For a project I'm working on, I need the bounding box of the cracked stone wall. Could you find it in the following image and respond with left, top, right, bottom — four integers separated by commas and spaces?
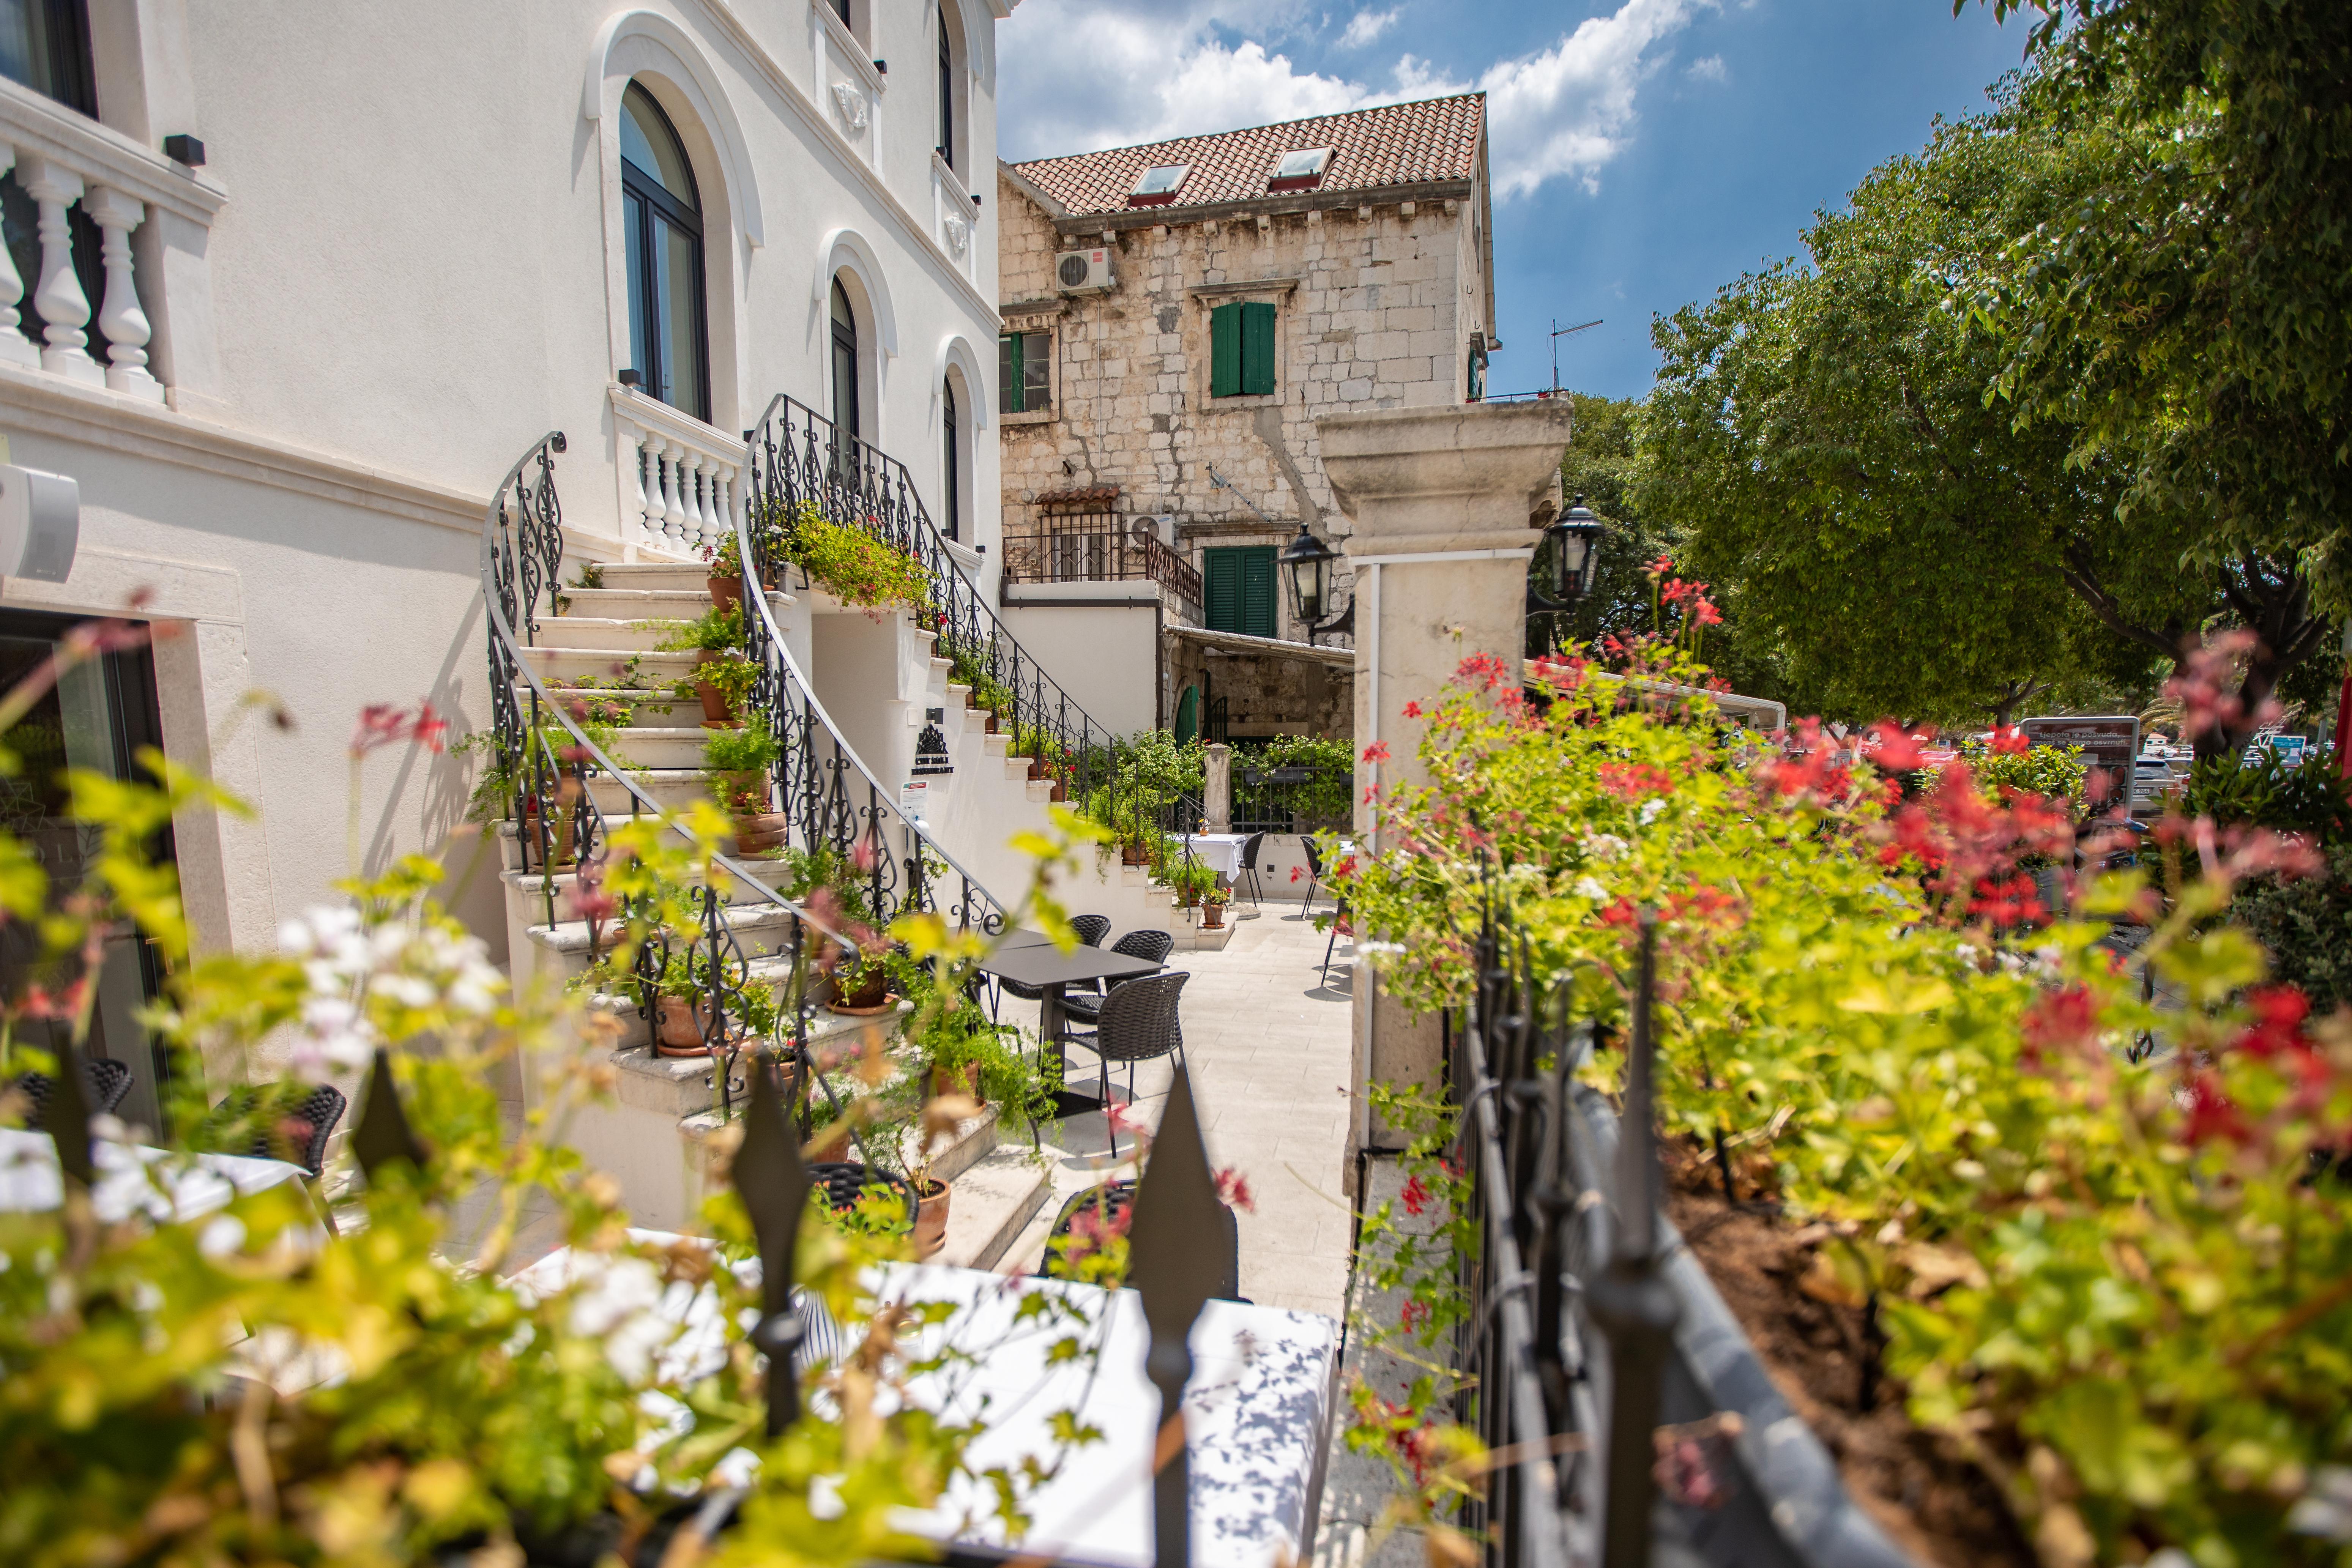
997, 176, 1489, 654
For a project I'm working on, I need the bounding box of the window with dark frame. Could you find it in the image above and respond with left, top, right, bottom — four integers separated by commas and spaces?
942, 377, 961, 541
0, 0, 96, 116
831, 278, 861, 457
936, 13, 955, 170
998, 328, 1051, 415
830, 0, 852, 28
1202, 545, 1278, 638
0, 607, 175, 1135
619, 83, 710, 422
1209, 300, 1277, 398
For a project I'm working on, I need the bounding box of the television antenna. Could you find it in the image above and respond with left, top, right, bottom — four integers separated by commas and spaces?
1550, 318, 1601, 396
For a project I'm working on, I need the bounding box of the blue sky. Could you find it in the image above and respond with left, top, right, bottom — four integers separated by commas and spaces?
997, 0, 2035, 400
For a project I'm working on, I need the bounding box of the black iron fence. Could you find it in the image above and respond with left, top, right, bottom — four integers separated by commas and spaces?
1443, 899, 1910, 1568
1230, 759, 1350, 835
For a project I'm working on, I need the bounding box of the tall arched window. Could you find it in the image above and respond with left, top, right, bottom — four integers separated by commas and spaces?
830, 278, 861, 448
936, 14, 955, 169
941, 378, 961, 541
620, 83, 709, 421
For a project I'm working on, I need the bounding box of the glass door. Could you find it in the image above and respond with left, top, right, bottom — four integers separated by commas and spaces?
0, 609, 175, 1135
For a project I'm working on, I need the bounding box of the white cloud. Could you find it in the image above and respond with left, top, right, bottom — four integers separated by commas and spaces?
1686, 53, 1728, 82
1338, 7, 1400, 48
998, 0, 1710, 200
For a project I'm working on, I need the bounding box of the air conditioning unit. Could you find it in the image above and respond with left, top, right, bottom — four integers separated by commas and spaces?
1054, 247, 1115, 294
1128, 514, 1176, 548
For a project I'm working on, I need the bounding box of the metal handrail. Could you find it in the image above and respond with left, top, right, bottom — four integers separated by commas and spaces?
744, 392, 1134, 832
482, 430, 865, 1103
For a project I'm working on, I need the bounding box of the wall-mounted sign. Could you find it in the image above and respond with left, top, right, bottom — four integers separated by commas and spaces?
2019, 715, 2140, 804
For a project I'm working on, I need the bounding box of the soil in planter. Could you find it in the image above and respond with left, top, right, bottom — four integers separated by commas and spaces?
1660, 1141, 2033, 1568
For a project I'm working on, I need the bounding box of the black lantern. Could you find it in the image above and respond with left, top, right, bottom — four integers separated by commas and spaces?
1543, 495, 1605, 605
1278, 522, 1338, 626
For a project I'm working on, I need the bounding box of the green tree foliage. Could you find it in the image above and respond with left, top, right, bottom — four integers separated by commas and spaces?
1637, 82, 2184, 728
1961, 0, 2349, 734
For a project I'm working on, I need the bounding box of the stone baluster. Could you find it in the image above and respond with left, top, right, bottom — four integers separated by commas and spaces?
637, 433, 666, 549
715, 466, 738, 545
19, 156, 101, 385
85, 186, 161, 402
0, 143, 39, 369
624, 424, 653, 542
659, 439, 689, 547
683, 451, 713, 552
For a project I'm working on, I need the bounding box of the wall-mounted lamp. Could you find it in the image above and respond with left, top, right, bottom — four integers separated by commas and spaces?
163, 134, 205, 167
0, 463, 80, 583
617, 368, 643, 389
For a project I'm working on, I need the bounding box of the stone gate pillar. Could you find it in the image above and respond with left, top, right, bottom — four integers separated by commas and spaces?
1203, 741, 1232, 834
1318, 402, 1574, 1164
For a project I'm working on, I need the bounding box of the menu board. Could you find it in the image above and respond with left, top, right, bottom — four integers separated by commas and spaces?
2019, 715, 2141, 804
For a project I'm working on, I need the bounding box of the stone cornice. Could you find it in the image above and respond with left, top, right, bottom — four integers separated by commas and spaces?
1047, 176, 1474, 239
1186, 276, 1302, 301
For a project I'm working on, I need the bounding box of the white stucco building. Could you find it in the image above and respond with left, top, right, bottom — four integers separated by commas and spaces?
0, 0, 1014, 1126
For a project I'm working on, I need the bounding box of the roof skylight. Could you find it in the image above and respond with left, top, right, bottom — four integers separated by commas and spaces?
1268, 147, 1332, 189
1127, 163, 1190, 205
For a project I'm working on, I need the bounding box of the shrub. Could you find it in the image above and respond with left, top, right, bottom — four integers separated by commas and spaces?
1960, 739, 2088, 805
2183, 750, 2352, 844
655, 602, 743, 653
783, 500, 929, 613
2233, 843, 2352, 1016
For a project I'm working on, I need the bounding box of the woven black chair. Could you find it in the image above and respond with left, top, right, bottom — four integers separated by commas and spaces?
988, 913, 1112, 1022
1060, 971, 1188, 1158
806, 1161, 917, 1234
1238, 830, 1268, 906
205, 1082, 347, 1178
9, 1056, 134, 1125
1036, 1176, 1243, 1302
1061, 928, 1176, 1027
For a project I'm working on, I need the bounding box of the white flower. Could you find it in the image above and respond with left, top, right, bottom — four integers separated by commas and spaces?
1638, 799, 1667, 826
199, 1215, 247, 1260
1573, 877, 1610, 901
1583, 833, 1629, 861
567, 1256, 669, 1384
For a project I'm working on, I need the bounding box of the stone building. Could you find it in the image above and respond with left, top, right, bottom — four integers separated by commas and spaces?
992, 95, 1496, 741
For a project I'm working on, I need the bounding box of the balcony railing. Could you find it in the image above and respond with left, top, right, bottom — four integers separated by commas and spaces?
0, 79, 225, 403
1002, 514, 1204, 618
610, 383, 746, 559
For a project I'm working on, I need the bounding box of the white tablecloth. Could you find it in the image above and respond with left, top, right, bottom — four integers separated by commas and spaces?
1174, 833, 1250, 882
0, 1127, 309, 1222
515, 1244, 1338, 1568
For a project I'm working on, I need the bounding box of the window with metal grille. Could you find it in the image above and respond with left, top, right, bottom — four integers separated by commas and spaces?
998, 329, 1051, 414
1209, 301, 1277, 398
1202, 546, 1277, 638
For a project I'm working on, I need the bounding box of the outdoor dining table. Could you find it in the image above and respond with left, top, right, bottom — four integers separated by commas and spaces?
0, 1126, 311, 1222
1171, 832, 1250, 884
977, 934, 1167, 1116
512, 1242, 1340, 1568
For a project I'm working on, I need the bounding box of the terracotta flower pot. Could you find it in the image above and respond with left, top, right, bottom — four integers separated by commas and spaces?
1203, 901, 1226, 930
985, 712, 999, 735
693, 650, 733, 725
932, 1061, 983, 1100
1049, 781, 1067, 803
1027, 756, 1049, 781
911, 1178, 950, 1259
829, 993, 900, 1018
707, 574, 744, 613
655, 996, 717, 1056
729, 811, 789, 855
964, 689, 979, 710
1121, 842, 1151, 867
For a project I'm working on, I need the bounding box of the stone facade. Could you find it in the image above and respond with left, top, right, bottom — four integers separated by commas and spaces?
995, 107, 1494, 683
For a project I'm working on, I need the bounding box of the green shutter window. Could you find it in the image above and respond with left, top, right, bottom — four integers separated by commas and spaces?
1209, 301, 1242, 398
998, 330, 1051, 414
1173, 684, 1200, 744
1203, 546, 1278, 637
1240, 301, 1277, 396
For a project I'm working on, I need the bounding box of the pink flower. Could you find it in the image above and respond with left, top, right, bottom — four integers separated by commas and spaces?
1401, 700, 1423, 719
1214, 1167, 1256, 1212
1400, 1174, 1432, 1216
1989, 727, 2030, 756
1361, 741, 1392, 764
350, 701, 448, 758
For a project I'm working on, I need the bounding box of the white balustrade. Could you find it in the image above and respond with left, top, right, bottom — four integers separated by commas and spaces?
0, 82, 224, 403
609, 384, 746, 560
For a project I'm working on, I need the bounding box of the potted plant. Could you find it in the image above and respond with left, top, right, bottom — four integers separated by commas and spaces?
1202, 886, 1229, 929
972, 673, 1012, 733
702, 533, 744, 612
703, 719, 785, 853
1170, 857, 1219, 910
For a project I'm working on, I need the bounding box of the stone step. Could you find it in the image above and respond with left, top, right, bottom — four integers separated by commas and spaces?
596, 561, 717, 590
562, 585, 792, 619
568, 725, 716, 770
522, 616, 694, 655
583, 769, 712, 817
614, 1009, 922, 1119
512, 685, 696, 726
585, 975, 912, 1053
527, 892, 811, 961
936, 1144, 1052, 1270
521, 645, 703, 686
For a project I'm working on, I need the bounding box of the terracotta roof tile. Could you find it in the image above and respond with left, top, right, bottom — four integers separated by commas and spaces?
1033, 484, 1122, 506
1010, 94, 1483, 219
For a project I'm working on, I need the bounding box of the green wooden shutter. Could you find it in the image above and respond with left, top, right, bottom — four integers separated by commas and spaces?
1204, 547, 1243, 631
998, 333, 1022, 414
1240, 301, 1278, 396
1209, 302, 1242, 398
1173, 684, 1200, 744
1239, 545, 1277, 637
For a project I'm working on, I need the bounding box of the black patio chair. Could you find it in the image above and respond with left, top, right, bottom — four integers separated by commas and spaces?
8, 1056, 135, 1125
988, 913, 1111, 1023
1060, 928, 1176, 1026
1060, 970, 1188, 1158
1299, 835, 1327, 911
1036, 1175, 1244, 1303
205, 1082, 347, 1178
1238, 830, 1267, 906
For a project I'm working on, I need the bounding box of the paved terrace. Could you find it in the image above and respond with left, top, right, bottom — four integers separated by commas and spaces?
995, 897, 1360, 1320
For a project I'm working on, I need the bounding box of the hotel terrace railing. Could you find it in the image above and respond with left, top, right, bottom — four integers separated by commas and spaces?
1001, 511, 1205, 619
0, 78, 225, 402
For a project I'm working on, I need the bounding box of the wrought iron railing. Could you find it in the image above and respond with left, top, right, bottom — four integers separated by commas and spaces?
1443, 896, 1909, 1567
1001, 514, 1204, 617
480, 431, 992, 1133
1230, 760, 1351, 835
745, 393, 1140, 837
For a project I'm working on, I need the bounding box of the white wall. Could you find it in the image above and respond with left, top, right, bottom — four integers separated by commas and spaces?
999, 596, 1160, 738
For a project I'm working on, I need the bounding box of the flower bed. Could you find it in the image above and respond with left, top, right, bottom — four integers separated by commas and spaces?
1335, 645, 2352, 1566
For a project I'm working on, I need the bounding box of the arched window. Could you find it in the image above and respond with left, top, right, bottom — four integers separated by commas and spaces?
937, 13, 955, 169
830, 278, 861, 446
941, 378, 961, 541
620, 82, 709, 421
